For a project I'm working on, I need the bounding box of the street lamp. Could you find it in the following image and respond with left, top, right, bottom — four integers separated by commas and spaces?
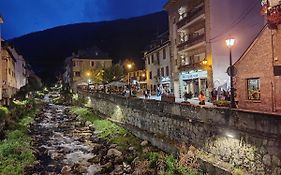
126, 63, 133, 97
225, 38, 236, 108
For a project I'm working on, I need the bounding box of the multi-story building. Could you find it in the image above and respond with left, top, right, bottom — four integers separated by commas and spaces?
144, 32, 172, 93
64, 47, 112, 90
165, 0, 213, 99
128, 69, 146, 89
164, 0, 264, 100
1, 43, 18, 105
234, 1, 281, 113
8, 47, 27, 90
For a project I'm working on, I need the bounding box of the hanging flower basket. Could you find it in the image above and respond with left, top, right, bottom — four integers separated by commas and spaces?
267, 4, 281, 24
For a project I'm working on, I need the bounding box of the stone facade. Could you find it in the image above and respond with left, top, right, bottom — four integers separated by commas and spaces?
80, 91, 281, 174
144, 32, 172, 93
63, 47, 112, 90
234, 25, 281, 113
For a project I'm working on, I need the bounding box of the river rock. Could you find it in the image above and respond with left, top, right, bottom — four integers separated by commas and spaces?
110, 165, 124, 175
85, 121, 92, 127
129, 146, 135, 151
263, 154, 272, 166
140, 140, 148, 147
107, 148, 122, 157
61, 165, 71, 175
87, 164, 102, 175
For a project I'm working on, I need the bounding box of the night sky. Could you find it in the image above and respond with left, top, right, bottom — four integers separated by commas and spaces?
0, 0, 167, 39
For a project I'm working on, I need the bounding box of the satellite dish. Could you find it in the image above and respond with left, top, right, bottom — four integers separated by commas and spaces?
226, 66, 237, 76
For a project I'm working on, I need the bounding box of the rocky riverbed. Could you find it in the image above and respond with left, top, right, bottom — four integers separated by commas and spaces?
26, 95, 141, 175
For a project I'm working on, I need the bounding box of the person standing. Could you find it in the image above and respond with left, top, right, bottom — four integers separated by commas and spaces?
198, 91, 206, 105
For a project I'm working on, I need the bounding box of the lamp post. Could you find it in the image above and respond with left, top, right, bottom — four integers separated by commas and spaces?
127, 63, 133, 97
86, 71, 91, 91
226, 38, 236, 108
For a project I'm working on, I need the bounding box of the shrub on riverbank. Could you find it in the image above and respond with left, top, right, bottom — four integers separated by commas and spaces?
0, 101, 39, 175
70, 107, 141, 152
0, 106, 9, 119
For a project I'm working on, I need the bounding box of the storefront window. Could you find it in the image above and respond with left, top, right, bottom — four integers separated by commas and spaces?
247, 78, 261, 100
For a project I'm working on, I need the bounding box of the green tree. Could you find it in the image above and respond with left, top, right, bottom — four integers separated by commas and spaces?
102, 64, 124, 83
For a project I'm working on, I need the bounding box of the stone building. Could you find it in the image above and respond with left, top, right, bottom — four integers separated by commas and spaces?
63, 47, 112, 90
8, 47, 27, 90
1, 43, 18, 105
144, 32, 172, 93
234, 1, 281, 113
127, 69, 146, 89
164, 0, 264, 100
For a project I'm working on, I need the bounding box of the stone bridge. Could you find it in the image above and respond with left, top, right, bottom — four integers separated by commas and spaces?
79, 91, 281, 175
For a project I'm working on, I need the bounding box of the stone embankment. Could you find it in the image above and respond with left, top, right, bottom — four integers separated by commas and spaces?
79, 91, 281, 175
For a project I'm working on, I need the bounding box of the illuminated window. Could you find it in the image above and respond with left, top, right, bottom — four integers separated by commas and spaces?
247, 78, 260, 100
149, 71, 152, 79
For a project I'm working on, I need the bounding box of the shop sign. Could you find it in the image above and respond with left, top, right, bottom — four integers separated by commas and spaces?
181, 71, 207, 80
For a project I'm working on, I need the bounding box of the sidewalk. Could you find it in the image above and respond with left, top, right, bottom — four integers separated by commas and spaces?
138, 95, 214, 107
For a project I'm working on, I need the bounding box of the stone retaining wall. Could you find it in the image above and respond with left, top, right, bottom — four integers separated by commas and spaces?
80, 91, 281, 175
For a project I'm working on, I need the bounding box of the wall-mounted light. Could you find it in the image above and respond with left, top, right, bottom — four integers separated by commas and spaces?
202, 58, 208, 65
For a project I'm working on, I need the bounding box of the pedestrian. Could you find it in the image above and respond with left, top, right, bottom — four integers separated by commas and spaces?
198, 91, 206, 105
144, 89, 148, 99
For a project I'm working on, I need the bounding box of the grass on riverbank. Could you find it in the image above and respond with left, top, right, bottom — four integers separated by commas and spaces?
70, 107, 204, 175
0, 102, 39, 175
70, 107, 141, 151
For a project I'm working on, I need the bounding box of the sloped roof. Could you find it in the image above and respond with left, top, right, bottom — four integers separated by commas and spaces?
234, 24, 268, 66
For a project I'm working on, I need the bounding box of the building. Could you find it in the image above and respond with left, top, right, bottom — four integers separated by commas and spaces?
164, 0, 264, 100
0, 17, 4, 101
8, 47, 27, 90
63, 47, 112, 90
234, 1, 281, 113
144, 32, 172, 93
1, 43, 18, 105
128, 69, 146, 89
165, 0, 213, 99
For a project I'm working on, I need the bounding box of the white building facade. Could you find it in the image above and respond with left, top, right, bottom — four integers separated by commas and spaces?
144, 33, 172, 93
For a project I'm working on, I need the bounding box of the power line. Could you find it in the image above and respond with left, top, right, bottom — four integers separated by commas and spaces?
209, 1, 260, 42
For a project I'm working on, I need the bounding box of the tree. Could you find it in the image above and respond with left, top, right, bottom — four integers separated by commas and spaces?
83, 69, 104, 84
103, 64, 124, 84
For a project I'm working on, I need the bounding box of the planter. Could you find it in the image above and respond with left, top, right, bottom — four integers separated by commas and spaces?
161, 95, 175, 103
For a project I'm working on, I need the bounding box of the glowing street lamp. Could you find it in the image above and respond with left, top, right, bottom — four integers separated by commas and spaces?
225, 38, 236, 108
126, 63, 134, 97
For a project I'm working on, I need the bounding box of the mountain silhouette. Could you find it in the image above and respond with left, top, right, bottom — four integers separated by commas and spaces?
9, 11, 168, 83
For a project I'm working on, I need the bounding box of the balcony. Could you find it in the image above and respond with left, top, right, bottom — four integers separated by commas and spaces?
267, 3, 281, 25
177, 5, 205, 29
177, 33, 205, 51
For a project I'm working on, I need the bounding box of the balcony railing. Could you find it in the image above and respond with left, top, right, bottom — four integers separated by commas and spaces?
177, 5, 205, 29
267, 3, 281, 25
177, 34, 205, 51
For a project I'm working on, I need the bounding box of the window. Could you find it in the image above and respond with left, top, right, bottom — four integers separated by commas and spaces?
147, 57, 150, 65
8, 68, 11, 75
151, 54, 154, 63
247, 78, 260, 100
157, 69, 160, 77
91, 61, 95, 67
157, 52, 160, 63
149, 71, 152, 79
163, 48, 166, 60
72, 61, 76, 67
161, 67, 164, 77
166, 66, 169, 76
74, 71, 81, 77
